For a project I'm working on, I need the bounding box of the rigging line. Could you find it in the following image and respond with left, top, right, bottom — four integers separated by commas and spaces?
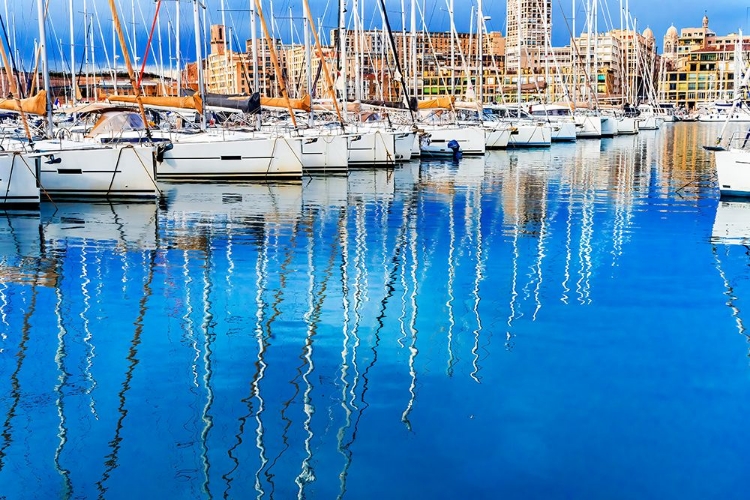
137, 0, 163, 87
0, 15, 24, 98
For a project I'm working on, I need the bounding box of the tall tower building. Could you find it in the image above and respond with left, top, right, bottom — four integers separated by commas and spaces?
505, 0, 552, 73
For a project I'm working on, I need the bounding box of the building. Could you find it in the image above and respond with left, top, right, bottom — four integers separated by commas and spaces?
505, 0, 552, 73
658, 14, 750, 110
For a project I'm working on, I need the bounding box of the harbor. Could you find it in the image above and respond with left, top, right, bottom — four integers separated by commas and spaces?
0, 0, 749, 497
1, 122, 750, 498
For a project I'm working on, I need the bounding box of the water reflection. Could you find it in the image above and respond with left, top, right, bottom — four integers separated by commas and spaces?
2, 125, 749, 499
712, 200, 750, 339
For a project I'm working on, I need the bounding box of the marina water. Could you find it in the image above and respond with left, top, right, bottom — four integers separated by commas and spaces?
1, 123, 749, 499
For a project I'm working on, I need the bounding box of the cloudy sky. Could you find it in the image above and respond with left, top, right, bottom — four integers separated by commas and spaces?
5, 0, 744, 73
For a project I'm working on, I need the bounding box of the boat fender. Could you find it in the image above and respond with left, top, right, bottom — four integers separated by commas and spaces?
156, 142, 174, 162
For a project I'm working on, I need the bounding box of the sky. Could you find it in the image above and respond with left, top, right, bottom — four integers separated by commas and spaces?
3, 0, 744, 73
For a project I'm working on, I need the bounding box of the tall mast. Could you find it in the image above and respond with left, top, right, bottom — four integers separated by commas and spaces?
193, 0, 206, 130
90, 9, 97, 101
449, 0, 454, 96
1, 0, 6, 96
113, 12, 118, 94
353, 0, 361, 101
516, 0, 521, 110
303, 0, 344, 127
69, 0, 76, 106
593, 0, 598, 106
250, 0, 260, 128
221, 0, 228, 92
304, 16, 313, 127
255, 0, 300, 128
338, 0, 347, 120
84, 0, 89, 101
176, 0, 181, 94
477, 0, 483, 106
36, 0, 53, 134
167, 19, 172, 94
131, 0, 136, 67
401, 0, 406, 88
544, 0, 549, 101
250, 0, 258, 91
572, 0, 576, 105
410, 0, 416, 98
625, 0, 630, 103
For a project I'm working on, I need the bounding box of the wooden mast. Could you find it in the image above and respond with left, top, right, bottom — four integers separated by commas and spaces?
253, 0, 298, 129
301, 0, 345, 129
106, 0, 152, 139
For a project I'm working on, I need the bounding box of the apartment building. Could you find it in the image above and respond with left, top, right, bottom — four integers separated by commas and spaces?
658, 14, 750, 110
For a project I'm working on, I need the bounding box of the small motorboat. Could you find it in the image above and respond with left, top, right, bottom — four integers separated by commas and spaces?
420, 135, 462, 160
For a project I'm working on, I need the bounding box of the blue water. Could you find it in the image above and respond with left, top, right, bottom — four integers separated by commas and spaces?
1, 123, 750, 499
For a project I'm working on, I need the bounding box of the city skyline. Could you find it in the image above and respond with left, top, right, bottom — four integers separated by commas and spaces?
2, 0, 744, 70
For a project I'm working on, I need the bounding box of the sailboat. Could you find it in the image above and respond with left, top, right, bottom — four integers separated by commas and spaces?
710, 55, 750, 197
29, 0, 160, 199
0, 51, 41, 208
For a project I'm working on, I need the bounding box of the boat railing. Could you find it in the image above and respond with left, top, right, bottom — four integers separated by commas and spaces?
727, 130, 750, 150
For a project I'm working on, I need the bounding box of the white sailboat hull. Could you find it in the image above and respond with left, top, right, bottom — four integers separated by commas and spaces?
507, 124, 552, 148
423, 126, 486, 155
484, 125, 511, 149
616, 117, 639, 135
294, 134, 349, 174
716, 149, 750, 197
0, 152, 40, 208
575, 115, 602, 138
157, 136, 303, 180
637, 116, 660, 130
550, 121, 577, 142
394, 131, 415, 161
347, 131, 396, 166
601, 116, 618, 137
35, 144, 159, 199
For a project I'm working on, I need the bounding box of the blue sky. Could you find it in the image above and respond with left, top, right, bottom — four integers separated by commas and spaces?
4, 0, 744, 72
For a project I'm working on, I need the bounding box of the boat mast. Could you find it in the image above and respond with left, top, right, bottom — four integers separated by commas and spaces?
69, 0, 76, 107
250, 0, 258, 90
113, 11, 118, 94
192, 0, 206, 130
249, 0, 260, 128
0, 18, 33, 142
516, 0, 521, 112
572, 0, 576, 105
449, 0, 454, 96
304, 16, 313, 127
338, 0, 347, 121
176, 0, 181, 94
353, 0, 361, 102
410, 0, 416, 99
254, 0, 299, 129
302, 0, 345, 128
90, 7, 97, 101
35, 0, 53, 134
105, 0, 152, 138
477, 0, 483, 107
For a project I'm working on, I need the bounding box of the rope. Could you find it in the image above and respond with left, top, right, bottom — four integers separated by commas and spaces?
375, 130, 394, 164
3, 150, 13, 203
110, 145, 162, 198
18, 153, 55, 208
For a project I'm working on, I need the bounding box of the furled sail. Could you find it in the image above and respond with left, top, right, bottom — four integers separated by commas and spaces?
0, 90, 47, 115
417, 96, 455, 110
261, 94, 311, 112
204, 93, 261, 114
312, 101, 361, 113
108, 94, 203, 114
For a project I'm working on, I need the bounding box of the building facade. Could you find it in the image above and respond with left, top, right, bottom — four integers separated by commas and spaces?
657, 14, 750, 110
